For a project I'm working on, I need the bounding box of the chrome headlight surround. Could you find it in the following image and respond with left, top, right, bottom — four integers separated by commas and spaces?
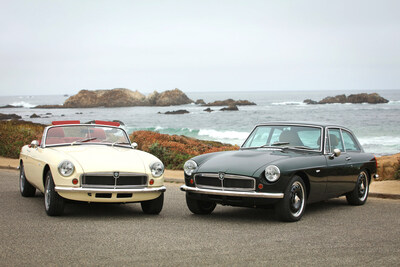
58, 160, 75, 177
150, 161, 164, 177
265, 165, 280, 182
184, 160, 197, 176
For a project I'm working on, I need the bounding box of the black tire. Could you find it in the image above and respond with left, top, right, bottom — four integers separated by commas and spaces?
141, 193, 164, 214
44, 170, 65, 216
19, 163, 36, 197
186, 193, 216, 215
275, 175, 307, 222
346, 170, 369, 205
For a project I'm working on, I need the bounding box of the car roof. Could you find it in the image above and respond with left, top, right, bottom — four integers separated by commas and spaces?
256, 121, 352, 131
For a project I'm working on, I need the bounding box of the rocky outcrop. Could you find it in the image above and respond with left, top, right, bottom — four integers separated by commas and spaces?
30, 113, 40, 118
62, 88, 193, 108
34, 105, 64, 109
0, 105, 22, 109
158, 109, 190, 115
304, 93, 389, 105
203, 108, 213, 112
377, 153, 400, 180
195, 99, 206, 105
0, 113, 21, 120
202, 99, 256, 106
220, 104, 239, 111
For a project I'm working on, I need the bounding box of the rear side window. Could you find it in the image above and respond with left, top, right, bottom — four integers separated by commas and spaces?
327, 128, 344, 152
342, 130, 361, 151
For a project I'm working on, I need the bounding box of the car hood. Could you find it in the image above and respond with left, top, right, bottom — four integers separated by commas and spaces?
49, 145, 146, 173
196, 149, 289, 177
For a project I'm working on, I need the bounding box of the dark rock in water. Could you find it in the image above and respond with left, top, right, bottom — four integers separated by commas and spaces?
161, 109, 190, 115
220, 104, 239, 111
304, 93, 389, 105
34, 105, 64, 109
61, 114, 65, 117
203, 107, 214, 112
203, 99, 256, 106
303, 99, 318, 105
45, 113, 52, 115
30, 113, 40, 118
0, 113, 22, 120
75, 112, 83, 114
0, 104, 23, 109
195, 99, 206, 105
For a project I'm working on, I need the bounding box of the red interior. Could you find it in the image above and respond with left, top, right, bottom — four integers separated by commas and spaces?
52, 120, 80, 125
95, 120, 120, 126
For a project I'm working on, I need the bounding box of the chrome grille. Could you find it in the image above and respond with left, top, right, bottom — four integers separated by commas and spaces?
81, 172, 147, 188
194, 173, 255, 191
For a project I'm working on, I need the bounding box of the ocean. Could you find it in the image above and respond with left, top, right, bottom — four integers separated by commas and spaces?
1, 90, 399, 156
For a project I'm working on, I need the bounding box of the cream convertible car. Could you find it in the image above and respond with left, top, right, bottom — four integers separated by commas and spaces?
19, 120, 166, 216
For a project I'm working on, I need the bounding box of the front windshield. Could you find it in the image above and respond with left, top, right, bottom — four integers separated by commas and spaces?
242, 125, 322, 151
45, 125, 130, 146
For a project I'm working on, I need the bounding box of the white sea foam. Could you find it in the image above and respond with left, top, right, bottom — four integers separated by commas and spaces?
358, 136, 400, 147
271, 101, 306, 106
198, 129, 249, 140
9, 101, 35, 108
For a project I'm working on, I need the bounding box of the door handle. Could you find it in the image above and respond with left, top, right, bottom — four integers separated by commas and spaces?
345, 156, 352, 161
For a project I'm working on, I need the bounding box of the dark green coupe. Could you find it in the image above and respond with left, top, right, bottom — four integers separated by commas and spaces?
180, 122, 378, 222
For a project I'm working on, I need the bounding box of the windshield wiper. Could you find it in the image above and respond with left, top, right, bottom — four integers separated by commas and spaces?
111, 142, 130, 147
71, 137, 97, 145
291, 146, 315, 150
259, 142, 289, 148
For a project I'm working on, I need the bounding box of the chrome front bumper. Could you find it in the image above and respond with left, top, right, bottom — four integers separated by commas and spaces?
180, 185, 284, 199
55, 186, 166, 194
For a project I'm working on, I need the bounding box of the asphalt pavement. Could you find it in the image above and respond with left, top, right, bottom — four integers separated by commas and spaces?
0, 169, 399, 266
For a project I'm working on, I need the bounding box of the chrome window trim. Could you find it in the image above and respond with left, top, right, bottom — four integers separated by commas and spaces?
42, 124, 131, 148
194, 173, 256, 191
241, 123, 324, 152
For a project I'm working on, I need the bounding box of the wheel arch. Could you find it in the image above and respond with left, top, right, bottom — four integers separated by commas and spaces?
293, 171, 310, 199
42, 164, 50, 187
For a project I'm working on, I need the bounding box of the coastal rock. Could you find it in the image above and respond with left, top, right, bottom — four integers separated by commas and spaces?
30, 113, 40, 118
220, 104, 239, 111
203, 108, 213, 112
0, 113, 22, 120
195, 99, 206, 105
304, 93, 389, 105
376, 153, 400, 180
62, 88, 193, 108
154, 88, 193, 106
0, 104, 23, 109
203, 99, 256, 106
159, 109, 190, 115
34, 105, 64, 109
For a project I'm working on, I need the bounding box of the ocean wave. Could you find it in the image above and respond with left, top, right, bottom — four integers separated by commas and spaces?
271, 101, 307, 106
198, 129, 249, 140
9, 101, 35, 108
358, 136, 400, 147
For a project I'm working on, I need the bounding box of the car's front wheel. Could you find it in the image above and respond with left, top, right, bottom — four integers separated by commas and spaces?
19, 163, 36, 197
275, 175, 306, 222
141, 193, 164, 214
346, 170, 369, 205
44, 170, 65, 216
186, 193, 216, 214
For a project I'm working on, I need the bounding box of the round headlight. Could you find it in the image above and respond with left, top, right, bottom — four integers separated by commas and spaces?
58, 160, 75, 177
184, 160, 197, 176
150, 161, 164, 177
265, 165, 280, 182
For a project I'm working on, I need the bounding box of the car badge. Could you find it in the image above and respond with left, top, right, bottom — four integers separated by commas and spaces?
113, 172, 120, 179
218, 172, 225, 180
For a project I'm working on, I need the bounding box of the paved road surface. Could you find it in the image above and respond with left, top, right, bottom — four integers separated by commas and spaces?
1, 169, 399, 266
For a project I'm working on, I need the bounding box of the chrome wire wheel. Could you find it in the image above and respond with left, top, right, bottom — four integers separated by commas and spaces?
357, 171, 368, 202
289, 181, 305, 218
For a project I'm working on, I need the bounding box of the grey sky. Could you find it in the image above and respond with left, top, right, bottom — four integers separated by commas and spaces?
1, 0, 399, 96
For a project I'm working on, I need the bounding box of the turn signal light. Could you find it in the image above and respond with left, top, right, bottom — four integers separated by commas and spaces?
149, 179, 154, 185
72, 178, 78, 185
190, 178, 194, 184
258, 183, 263, 190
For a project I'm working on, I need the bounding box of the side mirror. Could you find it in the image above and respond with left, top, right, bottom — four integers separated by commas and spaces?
30, 140, 39, 148
131, 142, 138, 149
329, 148, 341, 159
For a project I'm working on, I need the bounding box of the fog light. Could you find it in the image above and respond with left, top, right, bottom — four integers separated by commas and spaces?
258, 183, 263, 190
150, 179, 154, 185
190, 178, 194, 184
72, 178, 78, 185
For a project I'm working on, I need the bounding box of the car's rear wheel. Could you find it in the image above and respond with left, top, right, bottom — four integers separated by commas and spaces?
44, 170, 65, 216
19, 163, 36, 197
346, 170, 369, 205
186, 193, 216, 214
275, 175, 306, 222
141, 192, 164, 214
